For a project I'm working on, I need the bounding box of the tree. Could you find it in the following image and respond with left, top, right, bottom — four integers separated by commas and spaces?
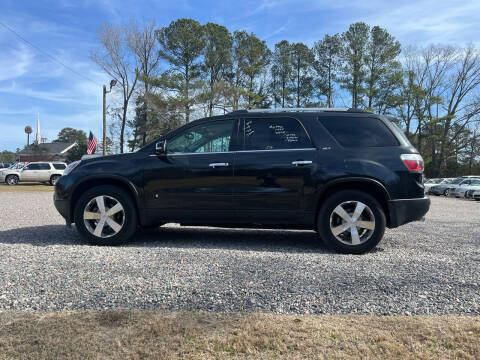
271, 40, 292, 107
155, 18, 205, 123
365, 26, 401, 110
238, 32, 270, 108
127, 20, 161, 150
0, 150, 16, 163
202, 22, 232, 116
313, 34, 342, 107
290, 42, 314, 107
92, 23, 139, 154
54, 127, 87, 162
340, 22, 370, 108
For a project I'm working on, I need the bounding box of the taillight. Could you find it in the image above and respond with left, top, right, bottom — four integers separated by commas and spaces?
401, 154, 424, 172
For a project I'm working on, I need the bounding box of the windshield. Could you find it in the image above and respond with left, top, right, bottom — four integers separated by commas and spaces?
451, 178, 465, 184
470, 180, 480, 186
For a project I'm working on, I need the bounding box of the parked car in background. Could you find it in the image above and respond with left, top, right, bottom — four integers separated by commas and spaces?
0, 162, 66, 185
447, 177, 480, 197
54, 108, 430, 254
0, 162, 12, 170
0, 162, 27, 171
473, 190, 480, 201
429, 176, 480, 196
454, 180, 480, 198
424, 178, 444, 194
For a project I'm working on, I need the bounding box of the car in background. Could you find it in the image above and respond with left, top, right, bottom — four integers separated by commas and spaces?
424, 178, 444, 194
473, 190, 480, 201
429, 176, 480, 196
0, 162, 12, 170
447, 177, 480, 197
0, 161, 66, 186
429, 178, 458, 195
455, 180, 480, 198
1, 162, 28, 171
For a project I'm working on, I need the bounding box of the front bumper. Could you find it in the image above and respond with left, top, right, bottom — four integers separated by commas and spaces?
387, 196, 430, 228
53, 192, 72, 223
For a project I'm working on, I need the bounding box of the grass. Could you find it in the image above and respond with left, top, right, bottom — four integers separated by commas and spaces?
0, 311, 478, 359
0, 183, 53, 192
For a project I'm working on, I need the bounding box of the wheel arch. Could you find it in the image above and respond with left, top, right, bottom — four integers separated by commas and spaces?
70, 176, 142, 225
315, 177, 392, 227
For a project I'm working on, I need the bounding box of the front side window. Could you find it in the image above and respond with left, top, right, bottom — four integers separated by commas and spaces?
243, 118, 311, 151
167, 120, 235, 154
25, 164, 40, 170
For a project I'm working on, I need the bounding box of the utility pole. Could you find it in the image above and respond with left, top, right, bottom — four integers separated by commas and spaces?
102, 79, 117, 155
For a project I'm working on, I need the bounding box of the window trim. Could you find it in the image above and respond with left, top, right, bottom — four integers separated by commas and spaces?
241, 116, 313, 151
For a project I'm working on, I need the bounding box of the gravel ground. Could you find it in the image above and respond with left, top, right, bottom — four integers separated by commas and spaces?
0, 191, 479, 315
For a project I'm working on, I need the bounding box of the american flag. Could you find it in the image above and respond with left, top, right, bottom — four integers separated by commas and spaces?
87, 131, 97, 155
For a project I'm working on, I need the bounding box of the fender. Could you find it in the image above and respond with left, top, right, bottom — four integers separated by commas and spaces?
314, 176, 391, 206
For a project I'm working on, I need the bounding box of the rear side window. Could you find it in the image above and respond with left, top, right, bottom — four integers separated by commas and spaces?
244, 118, 311, 150
53, 163, 66, 170
320, 117, 399, 147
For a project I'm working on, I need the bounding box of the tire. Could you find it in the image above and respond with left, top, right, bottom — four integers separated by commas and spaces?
73, 185, 137, 246
5, 174, 19, 185
444, 189, 449, 197
317, 190, 386, 254
49, 175, 60, 186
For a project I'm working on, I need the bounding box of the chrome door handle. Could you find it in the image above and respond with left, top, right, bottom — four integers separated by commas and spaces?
209, 162, 230, 168
292, 160, 313, 166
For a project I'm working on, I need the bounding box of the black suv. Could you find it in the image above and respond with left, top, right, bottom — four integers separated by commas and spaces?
54, 108, 430, 254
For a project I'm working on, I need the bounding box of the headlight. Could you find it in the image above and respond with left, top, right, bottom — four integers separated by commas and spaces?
63, 160, 81, 176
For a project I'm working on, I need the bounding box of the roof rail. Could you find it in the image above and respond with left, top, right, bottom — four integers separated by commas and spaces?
228, 108, 371, 114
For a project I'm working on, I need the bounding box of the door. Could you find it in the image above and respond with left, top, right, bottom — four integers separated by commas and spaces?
143, 119, 238, 221
233, 117, 316, 222
20, 163, 43, 181
36, 163, 52, 181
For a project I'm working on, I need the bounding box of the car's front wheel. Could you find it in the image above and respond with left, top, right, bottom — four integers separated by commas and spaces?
73, 185, 137, 245
5, 174, 19, 185
317, 190, 386, 254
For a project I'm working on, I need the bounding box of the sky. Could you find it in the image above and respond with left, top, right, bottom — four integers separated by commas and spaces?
0, 0, 479, 151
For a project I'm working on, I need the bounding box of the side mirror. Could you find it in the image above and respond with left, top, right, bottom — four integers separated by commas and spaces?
155, 140, 166, 155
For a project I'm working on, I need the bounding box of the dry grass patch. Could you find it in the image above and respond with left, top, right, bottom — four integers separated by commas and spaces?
0, 311, 478, 359
0, 183, 53, 192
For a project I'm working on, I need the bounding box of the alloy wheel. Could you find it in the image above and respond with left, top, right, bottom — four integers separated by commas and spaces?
83, 195, 125, 238
6, 176, 18, 185
329, 200, 376, 246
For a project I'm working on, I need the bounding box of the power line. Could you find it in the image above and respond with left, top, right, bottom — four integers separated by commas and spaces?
0, 21, 101, 86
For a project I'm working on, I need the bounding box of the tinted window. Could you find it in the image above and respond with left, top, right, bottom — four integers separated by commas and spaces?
53, 163, 66, 170
243, 118, 311, 150
37, 163, 51, 170
320, 117, 399, 147
25, 163, 40, 170
167, 120, 235, 154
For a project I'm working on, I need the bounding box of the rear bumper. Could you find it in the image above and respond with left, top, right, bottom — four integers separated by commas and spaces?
387, 196, 430, 228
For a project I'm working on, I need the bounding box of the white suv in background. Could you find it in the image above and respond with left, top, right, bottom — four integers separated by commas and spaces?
0, 162, 67, 186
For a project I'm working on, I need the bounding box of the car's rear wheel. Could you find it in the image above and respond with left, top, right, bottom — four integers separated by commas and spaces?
50, 175, 60, 186
5, 175, 19, 185
73, 185, 137, 245
317, 190, 386, 254
444, 189, 450, 196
